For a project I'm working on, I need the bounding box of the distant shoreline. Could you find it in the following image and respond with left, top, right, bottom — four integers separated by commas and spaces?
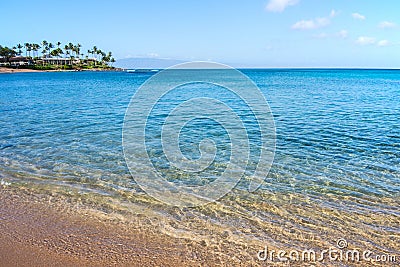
3, 66, 399, 74
0, 67, 122, 74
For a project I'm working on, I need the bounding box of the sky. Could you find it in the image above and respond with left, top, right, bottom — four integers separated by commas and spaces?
2, 0, 400, 68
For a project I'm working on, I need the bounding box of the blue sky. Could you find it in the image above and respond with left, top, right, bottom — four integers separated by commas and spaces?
3, 0, 400, 68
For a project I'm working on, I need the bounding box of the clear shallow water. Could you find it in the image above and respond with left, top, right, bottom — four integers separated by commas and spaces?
1, 70, 399, 254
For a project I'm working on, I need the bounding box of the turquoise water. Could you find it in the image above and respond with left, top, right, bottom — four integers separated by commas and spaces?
0, 70, 399, 251
1, 70, 399, 197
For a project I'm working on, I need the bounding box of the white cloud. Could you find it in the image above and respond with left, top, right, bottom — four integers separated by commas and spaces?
337, 30, 348, 39
378, 21, 396, 29
356, 36, 375, 45
292, 20, 316, 30
292, 10, 335, 30
352, 13, 366, 20
377, 40, 390, 47
265, 0, 299, 12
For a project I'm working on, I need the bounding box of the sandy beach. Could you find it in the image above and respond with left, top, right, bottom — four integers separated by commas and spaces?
0, 67, 41, 73
0, 186, 264, 267
1, 188, 197, 266
2, 184, 397, 267
0, 187, 198, 266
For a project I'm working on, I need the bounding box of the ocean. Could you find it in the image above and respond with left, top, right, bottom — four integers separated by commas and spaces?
0, 69, 399, 259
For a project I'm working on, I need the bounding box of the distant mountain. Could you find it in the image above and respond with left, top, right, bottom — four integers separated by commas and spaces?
115, 57, 186, 69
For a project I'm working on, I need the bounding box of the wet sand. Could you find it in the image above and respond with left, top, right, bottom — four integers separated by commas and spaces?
0, 187, 258, 267
0, 186, 268, 267
1, 185, 398, 266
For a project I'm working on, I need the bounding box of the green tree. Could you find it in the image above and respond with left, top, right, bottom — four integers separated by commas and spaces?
17, 44, 23, 56
92, 46, 98, 66
24, 43, 33, 58
0, 46, 17, 63
24, 43, 30, 57
41, 40, 48, 58
32, 43, 40, 58
102, 51, 113, 66
76, 43, 81, 60
68, 43, 74, 64
48, 43, 54, 57
64, 44, 70, 66
50, 48, 63, 66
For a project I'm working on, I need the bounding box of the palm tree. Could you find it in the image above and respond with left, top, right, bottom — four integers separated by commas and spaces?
50, 49, 58, 59
102, 51, 112, 66
11, 46, 17, 60
32, 43, 40, 59
64, 45, 69, 66
65, 51, 70, 66
92, 46, 98, 66
27, 44, 32, 58
56, 42, 62, 63
67, 43, 74, 64
95, 49, 104, 65
12, 46, 17, 58
76, 43, 81, 59
100, 51, 106, 64
31, 44, 35, 58
50, 48, 63, 67
24, 43, 29, 57
48, 43, 54, 57
24, 43, 33, 58
41, 40, 48, 58
71, 45, 76, 57
17, 44, 23, 56
53, 48, 63, 66
71, 43, 81, 64
68, 42, 74, 52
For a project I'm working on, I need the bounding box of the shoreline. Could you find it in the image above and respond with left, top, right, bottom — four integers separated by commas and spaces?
0, 67, 121, 74
1, 183, 397, 266
0, 187, 205, 266
0, 186, 263, 267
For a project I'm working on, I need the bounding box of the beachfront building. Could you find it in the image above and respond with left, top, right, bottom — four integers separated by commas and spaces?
0, 56, 33, 67
0, 58, 8, 66
40, 58, 79, 65
37, 57, 98, 66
